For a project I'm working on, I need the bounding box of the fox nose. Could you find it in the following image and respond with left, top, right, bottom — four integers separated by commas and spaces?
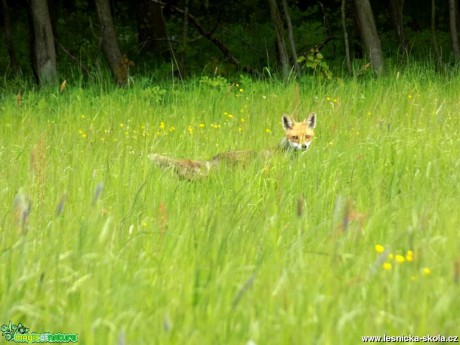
301, 143, 308, 150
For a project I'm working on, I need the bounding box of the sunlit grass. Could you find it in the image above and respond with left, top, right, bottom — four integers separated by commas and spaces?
0, 70, 459, 344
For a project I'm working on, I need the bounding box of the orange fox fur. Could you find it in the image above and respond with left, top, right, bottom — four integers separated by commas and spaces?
149, 113, 316, 179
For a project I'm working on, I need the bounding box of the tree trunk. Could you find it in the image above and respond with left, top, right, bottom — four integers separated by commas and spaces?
136, 0, 168, 55
179, 0, 189, 78
431, 0, 444, 70
281, 0, 300, 77
341, 0, 352, 74
268, 0, 290, 81
449, 0, 460, 62
29, 0, 57, 85
353, 0, 384, 74
456, 0, 460, 33
94, 0, 123, 84
388, 0, 408, 55
1, 0, 19, 76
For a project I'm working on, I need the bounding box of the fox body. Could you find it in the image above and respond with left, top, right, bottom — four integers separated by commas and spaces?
149, 113, 316, 179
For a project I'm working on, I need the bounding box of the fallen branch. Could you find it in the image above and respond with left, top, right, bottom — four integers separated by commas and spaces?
151, 0, 241, 68
55, 39, 91, 76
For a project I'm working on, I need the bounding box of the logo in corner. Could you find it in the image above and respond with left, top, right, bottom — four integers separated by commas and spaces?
1, 321, 78, 343
1, 321, 29, 341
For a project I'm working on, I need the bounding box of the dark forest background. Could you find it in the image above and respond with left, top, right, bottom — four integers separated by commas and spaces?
1, 0, 459, 86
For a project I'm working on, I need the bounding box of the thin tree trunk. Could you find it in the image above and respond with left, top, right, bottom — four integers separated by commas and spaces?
29, 0, 57, 85
388, 0, 408, 55
180, 0, 189, 77
456, 0, 460, 32
431, 0, 444, 70
353, 0, 384, 74
341, 0, 352, 74
94, 0, 123, 84
1, 0, 19, 76
136, 0, 168, 55
449, 0, 460, 62
281, 0, 300, 77
152, 0, 241, 69
268, 0, 289, 81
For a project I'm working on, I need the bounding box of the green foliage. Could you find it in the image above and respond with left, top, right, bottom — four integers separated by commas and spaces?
199, 75, 229, 90
1, 0, 459, 82
0, 69, 459, 343
297, 48, 333, 80
140, 85, 167, 104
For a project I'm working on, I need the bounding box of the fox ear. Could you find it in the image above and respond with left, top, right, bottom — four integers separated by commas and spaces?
282, 114, 294, 130
305, 112, 316, 129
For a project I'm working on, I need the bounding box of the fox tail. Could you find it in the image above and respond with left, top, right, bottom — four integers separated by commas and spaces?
149, 153, 213, 180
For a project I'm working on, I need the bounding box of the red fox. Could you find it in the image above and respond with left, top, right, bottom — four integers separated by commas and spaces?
149, 112, 316, 179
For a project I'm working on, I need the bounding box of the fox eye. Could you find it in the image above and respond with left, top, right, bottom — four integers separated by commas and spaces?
306, 135, 312, 140
291, 135, 299, 141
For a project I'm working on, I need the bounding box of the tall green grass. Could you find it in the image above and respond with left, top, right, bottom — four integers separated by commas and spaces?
0, 69, 459, 344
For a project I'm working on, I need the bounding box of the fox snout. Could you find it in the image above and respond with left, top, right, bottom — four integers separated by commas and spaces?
301, 142, 310, 150
291, 141, 310, 151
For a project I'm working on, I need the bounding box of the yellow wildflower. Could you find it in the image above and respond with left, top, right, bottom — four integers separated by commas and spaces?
395, 255, 405, 263
382, 262, 392, 271
374, 244, 385, 253
422, 267, 432, 276
406, 250, 414, 262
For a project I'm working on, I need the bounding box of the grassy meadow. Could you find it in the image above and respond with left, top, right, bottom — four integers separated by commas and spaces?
0, 70, 459, 344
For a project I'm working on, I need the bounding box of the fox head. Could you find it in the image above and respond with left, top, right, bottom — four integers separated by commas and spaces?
281, 113, 316, 151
